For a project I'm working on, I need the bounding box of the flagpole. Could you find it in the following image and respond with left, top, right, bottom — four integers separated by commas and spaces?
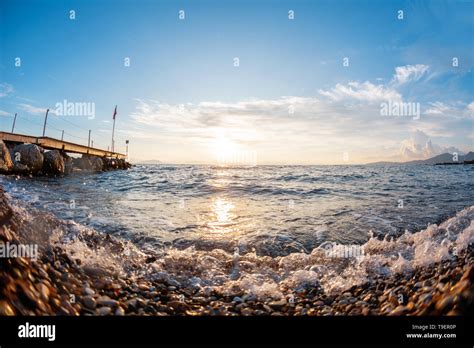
111, 105, 116, 152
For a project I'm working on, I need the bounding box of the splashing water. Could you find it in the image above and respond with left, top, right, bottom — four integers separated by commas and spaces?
2, 164, 473, 298
10, 194, 474, 299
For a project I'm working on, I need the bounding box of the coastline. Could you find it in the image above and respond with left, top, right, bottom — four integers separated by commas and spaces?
1, 186, 472, 316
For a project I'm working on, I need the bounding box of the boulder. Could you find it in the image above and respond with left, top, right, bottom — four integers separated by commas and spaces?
0, 140, 13, 173
43, 150, 65, 176
63, 153, 74, 175
72, 156, 90, 170
103, 158, 118, 170
117, 159, 125, 169
10, 144, 44, 174
102, 158, 111, 171
88, 156, 104, 172
114, 159, 131, 170
73, 155, 103, 172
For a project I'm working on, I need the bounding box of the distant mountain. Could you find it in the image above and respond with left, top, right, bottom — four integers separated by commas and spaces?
464, 152, 474, 161
369, 152, 474, 165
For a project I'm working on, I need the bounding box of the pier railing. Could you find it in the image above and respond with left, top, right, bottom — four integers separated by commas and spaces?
0, 131, 126, 159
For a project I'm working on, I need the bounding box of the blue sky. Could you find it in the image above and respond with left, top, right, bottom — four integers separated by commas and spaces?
0, 0, 473, 164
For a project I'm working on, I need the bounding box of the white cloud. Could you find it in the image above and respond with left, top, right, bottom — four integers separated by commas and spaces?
425, 101, 450, 115
425, 101, 474, 119
0, 83, 14, 98
128, 64, 470, 163
17, 103, 55, 115
0, 110, 11, 116
467, 102, 474, 115
130, 96, 339, 132
392, 64, 429, 85
399, 130, 464, 159
318, 81, 402, 103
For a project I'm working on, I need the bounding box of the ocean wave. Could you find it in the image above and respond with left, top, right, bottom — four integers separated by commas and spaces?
10, 193, 473, 300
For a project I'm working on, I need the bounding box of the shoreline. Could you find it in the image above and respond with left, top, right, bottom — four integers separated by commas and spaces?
0, 186, 473, 316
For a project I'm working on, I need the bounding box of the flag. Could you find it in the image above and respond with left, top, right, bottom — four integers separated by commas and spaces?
113, 105, 117, 120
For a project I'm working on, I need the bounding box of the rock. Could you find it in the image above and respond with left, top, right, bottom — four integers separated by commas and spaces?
435, 295, 455, 313
242, 294, 257, 302
388, 291, 403, 306
82, 295, 96, 309
418, 293, 432, 305
63, 153, 74, 175
103, 158, 118, 170
167, 300, 188, 311
72, 157, 89, 170
0, 140, 13, 173
268, 299, 287, 311
389, 305, 410, 316
0, 300, 16, 315
11, 144, 44, 174
96, 296, 118, 308
115, 307, 125, 316
451, 280, 470, 293
37, 283, 50, 302
72, 155, 103, 172
88, 156, 104, 171
461, 264, 474, 282
102, 158, 130, 171
97, 306, 112, 316
83, 287, 95, 296
43, 150, 65, 176
405, 302, 415, 311
125, 298, 138, 310
414, 281, 423, 288
241, 308, 253, 316
145, 256, 157, 263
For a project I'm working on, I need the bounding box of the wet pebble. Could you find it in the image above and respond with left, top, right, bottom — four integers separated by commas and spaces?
82, 296, 96, 309
97, 307, 112, 316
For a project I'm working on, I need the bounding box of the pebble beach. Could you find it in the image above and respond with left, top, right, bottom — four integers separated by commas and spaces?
1, 186, 472, 317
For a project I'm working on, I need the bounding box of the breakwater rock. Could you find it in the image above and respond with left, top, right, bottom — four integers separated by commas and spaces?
0, 140, 13, 173
43, 150, 65, 176
0, 140, 130, 176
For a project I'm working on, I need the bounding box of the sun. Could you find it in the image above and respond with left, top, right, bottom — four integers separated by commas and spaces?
213, 134, 237, 164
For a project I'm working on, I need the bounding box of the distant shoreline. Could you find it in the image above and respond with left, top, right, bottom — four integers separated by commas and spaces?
133, 151, 474, 166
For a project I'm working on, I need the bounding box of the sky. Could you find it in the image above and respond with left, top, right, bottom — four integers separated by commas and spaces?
0, 0, 473, 164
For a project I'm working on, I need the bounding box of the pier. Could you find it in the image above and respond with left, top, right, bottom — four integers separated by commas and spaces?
0, 131, 126, 159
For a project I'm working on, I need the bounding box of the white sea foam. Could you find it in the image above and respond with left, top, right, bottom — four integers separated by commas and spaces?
8, 190, 473, 298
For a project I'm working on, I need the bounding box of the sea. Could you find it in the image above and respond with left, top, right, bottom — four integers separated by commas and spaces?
1, 164, 473, 297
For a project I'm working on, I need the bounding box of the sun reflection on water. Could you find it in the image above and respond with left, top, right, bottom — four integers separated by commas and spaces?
212, 197, 235, 225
